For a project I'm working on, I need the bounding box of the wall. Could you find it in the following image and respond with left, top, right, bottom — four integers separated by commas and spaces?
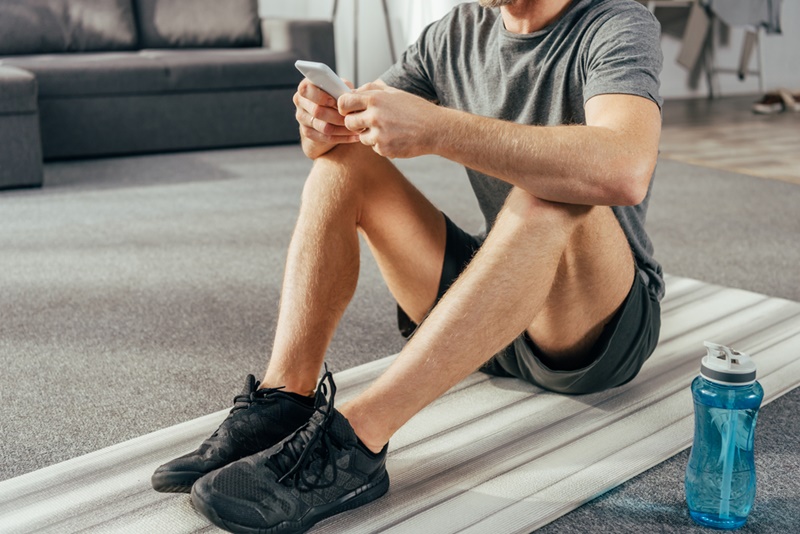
258, 0, 454, 85
259, 0, 800, 98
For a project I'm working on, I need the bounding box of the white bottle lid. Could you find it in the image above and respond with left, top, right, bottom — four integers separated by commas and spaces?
700, 341, 757, 386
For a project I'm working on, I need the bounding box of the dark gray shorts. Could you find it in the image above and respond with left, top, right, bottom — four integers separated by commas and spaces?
397, 214, 661, 395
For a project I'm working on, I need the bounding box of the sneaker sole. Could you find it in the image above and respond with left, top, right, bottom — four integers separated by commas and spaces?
191, 470, 390, 534
151, 470, 204, 493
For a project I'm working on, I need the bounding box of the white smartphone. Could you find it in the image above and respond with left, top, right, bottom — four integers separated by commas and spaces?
294, 60, 352, 100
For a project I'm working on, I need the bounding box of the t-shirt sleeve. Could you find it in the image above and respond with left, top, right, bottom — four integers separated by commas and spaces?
380, 20, 440, 102
583, 6, 663, 109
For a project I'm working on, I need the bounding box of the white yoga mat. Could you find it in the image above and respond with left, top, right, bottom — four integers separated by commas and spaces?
1, 276, 799, 533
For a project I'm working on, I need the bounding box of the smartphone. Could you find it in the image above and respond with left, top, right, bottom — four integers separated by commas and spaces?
294, 60, 352, 100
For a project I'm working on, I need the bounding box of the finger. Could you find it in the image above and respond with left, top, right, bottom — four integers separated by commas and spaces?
343, 111, 371, 132
298, 78, 338, 108
338, 92, 371, 116
358, 127, 377, 147
296, 93, 347, 126
300, 125, 360, 145
296, 108, 353, 136
341, 78, 356, 90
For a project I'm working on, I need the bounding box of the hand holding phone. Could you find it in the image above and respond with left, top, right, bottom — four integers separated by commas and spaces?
294, 60, 351, 100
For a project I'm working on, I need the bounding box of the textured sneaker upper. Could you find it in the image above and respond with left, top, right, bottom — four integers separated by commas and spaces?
199, 408, 387, 527
192, 370, 389, 532
154, 375, 316, 476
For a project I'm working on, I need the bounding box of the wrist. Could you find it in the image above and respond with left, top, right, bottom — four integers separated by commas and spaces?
303, 138, 335, 160
426, 106, 454, 158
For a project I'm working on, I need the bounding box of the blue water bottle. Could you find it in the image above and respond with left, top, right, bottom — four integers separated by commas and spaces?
685, 342, 764, 529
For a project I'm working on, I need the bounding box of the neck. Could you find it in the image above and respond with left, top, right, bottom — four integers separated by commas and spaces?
501, 0, 573, 34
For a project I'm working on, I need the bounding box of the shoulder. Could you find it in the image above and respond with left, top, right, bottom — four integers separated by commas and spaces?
421, 2, 499, 44
444, 2, 498, 25
577, 0, 660, 36
566, 0, 661, 63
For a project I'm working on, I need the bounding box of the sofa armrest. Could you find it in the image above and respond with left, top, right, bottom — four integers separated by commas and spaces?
0, 66, 38, 114
0, 65, 42, 189
261, 19, 337, 71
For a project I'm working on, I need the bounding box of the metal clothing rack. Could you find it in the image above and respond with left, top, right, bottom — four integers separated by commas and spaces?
705, 18, 766, 97
332, 0, 397, 86
644, 0, 767, 98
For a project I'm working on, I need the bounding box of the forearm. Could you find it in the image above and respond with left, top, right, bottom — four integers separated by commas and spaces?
430, 106, 656, 207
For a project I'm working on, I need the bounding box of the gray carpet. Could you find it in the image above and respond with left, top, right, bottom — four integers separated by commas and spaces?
540, 386, 800, 534
1, 145, 798, 532
2, 291, 799, 534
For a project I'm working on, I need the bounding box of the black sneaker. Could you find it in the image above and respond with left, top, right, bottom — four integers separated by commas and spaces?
191, 370, 389, 534
151, 374, 317, 493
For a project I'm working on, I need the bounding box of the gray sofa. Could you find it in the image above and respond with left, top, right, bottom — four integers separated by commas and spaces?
0, 0, 335, 189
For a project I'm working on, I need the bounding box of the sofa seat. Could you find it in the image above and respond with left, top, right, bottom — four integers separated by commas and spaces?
0, 53, 170, 97
0, 49, 300, 98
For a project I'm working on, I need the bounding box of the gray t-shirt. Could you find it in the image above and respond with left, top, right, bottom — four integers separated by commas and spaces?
381, 0, 665, 300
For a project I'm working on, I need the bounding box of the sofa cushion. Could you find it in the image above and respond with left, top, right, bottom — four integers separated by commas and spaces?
140, 49, 301, 91
0, 0, 138, 56
0, 48, 302, 98
0, 54, 169, 97
135, 0, 262, 49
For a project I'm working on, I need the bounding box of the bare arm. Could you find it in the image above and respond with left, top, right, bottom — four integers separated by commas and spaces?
340, 84, 661, 206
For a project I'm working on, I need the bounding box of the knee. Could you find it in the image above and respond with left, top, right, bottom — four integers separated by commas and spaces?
302, 144, 371, 207
313, 142, 371, 168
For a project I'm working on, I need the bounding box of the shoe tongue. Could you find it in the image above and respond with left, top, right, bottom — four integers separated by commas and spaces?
241, 374, 258, 395
231, 374, 258, 409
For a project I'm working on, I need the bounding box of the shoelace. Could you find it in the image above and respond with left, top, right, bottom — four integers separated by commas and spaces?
209, 378, 285, 439
270, 367, 338, 490
230, 382, 286, 414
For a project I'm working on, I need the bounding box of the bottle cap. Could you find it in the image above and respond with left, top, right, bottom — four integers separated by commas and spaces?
700, 341, 757, 386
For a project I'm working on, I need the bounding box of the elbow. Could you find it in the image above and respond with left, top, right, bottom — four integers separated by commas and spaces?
617, 176, 649, 206
611, 153, 656, 206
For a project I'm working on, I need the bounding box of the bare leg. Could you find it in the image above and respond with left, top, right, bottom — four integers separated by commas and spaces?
262, 144, 446, 395
339, 188, 635, 451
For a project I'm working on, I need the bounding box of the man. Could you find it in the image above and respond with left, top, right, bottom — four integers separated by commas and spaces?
152, 0, 664, 532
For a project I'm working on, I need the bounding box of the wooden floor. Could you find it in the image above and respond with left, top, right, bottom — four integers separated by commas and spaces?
660, 96, 800, 185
